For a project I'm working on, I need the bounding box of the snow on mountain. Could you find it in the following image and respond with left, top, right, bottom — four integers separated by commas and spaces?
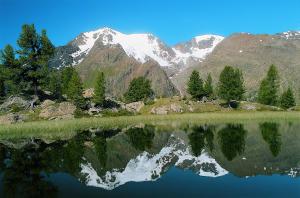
172, 35, 224, 65
80, 136, 227, 190
70, 27, 224, 68
279, 31, 300, 40
71, 27, 174, 66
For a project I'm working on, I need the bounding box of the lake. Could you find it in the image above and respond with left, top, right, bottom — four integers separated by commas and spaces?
0, 121, 299, 197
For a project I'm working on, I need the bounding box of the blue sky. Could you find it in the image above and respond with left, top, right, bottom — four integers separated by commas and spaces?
1, 0, 300, 49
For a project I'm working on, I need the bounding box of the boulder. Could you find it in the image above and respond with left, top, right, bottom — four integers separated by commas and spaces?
0, 113, 27, 124
40, 100, 55, 109
125, 101, 144, 113
0, 96, 31, 112
170, 103, 183, 113
39, 102, 76, 120
241, 104, 257, 111
151, 106, 168, 115
151, 103, 183, 115
83, 88, 94, 99
88, 106, 102, 115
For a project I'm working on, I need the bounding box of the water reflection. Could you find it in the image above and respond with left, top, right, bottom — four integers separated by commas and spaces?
126, 125, 155, 150
2, 144, 58, 198
0, 121, 299, 195
188, 125, 215, 156
218, 124, 247, 161
260, 122, 281, 157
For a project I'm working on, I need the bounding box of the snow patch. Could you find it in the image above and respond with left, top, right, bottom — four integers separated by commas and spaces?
172, 35, 224, 65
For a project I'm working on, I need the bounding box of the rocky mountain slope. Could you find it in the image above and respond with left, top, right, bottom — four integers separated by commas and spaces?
50, 28, 223, 97
172, 31, 300, 101
51, 27, 300, 101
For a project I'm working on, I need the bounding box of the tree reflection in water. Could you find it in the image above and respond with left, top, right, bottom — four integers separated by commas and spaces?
260, 122, 281, 157
188, 125, 215, 156
218, 124, 247, 161
126, 125, 155, 151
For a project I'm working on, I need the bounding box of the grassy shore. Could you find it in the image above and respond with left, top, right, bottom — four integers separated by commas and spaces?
0, 111, 299, 140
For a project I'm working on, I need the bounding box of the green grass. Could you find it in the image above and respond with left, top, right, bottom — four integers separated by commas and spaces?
0, 111, 299, 140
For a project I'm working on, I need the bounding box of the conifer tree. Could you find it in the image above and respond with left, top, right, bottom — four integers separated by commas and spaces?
204, 73, 214, 98
17, 24, 55, 97
258, 65, 280, 106
217, 66, 245, 103
67, 71, 85, 108
124, 77, 154, 103
93, 72, 106, 106
0, 45, 21, 94
47, 70, 63, 100
61, 67, 76, 95
187, 70, 204, 100
280, 87, 296, 109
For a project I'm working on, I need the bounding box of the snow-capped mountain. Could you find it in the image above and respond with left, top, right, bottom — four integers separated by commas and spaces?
80, 135, 227, 190
55, 27, 224, 70
172, 35, 224, 65
71, 27, 175, 66
277, 31, 300, 40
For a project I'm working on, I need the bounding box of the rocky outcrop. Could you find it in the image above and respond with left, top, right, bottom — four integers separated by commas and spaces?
151, 103, 183, 115
0, 96, 31, 112
83, 88, 95, 99
40, 100, 55, 109
0, 113, 27, 124
125, 101, 145, 113
39, 102, 76, 120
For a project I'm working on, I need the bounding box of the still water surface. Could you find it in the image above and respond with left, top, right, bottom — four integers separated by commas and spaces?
0, 122, 299, 197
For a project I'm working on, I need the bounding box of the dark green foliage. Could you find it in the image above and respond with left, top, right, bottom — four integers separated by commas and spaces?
126, 125, 155, 151
17, 24, 55, 96
280, 87, 296, 109
260, 122, 281, 157
188, 125, 215, 156
61, 67, 76, 95
218, 124, 247, 161
93, 72, 105, 106
218, 66, 245, 103
204, 73, 214, 98
47, 70, 63, 100
93, 136, 107, 168
0, 45, 22, 95
67, 70, 85, 108
0, 78, 5, 98
124, 77, 154, 103
258, 65, 280, 106
187, 70, 205, 100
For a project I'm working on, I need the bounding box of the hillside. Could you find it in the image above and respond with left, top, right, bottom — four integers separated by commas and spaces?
172, 32, 300, 101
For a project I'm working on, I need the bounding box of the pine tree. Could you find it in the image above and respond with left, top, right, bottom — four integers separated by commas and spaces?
47, 70, 63, 100
124, 77, 154, 103
17, 24, 55, 97
67, 71, 85, 108
280, 87, 296, 109
0, 45, 21, 94
258, 65, 280, 106
218, 66, 245, 103
93, 72, 106, 106
204, 73, 214, 98
61, 67, 76, 95
187, 70, 205, 100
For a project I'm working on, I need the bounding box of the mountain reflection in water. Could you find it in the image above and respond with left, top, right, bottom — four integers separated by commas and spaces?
0, 122, 299, 197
